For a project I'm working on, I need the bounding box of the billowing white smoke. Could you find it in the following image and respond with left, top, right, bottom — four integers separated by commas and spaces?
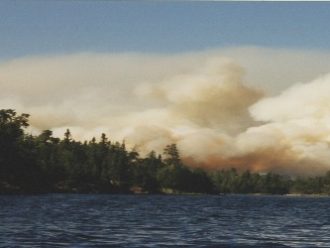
247, 74, 330, 175
2, 47, 330, 175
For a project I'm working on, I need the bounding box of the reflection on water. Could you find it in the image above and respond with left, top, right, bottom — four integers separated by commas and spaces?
1, 194, 330, 247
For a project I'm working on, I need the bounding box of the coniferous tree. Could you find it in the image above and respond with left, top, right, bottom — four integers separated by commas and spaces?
2, 108, 330, 195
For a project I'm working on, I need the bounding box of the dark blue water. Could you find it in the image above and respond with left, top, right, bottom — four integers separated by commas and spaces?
1, 194, 330, 248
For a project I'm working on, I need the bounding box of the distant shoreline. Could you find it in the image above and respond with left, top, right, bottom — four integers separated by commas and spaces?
2, 109, 330, 197
1, 190, 330, 197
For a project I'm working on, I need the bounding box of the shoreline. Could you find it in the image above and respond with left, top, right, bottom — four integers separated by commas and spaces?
1, 191, 330, 197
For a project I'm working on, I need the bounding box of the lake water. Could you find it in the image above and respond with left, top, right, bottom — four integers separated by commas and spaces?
1, 194, 330, 247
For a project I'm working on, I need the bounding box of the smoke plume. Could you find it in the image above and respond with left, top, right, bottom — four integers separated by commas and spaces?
2, 47, 330, 175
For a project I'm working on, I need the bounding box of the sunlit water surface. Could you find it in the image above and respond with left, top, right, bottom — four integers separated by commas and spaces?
1, 194, 330, 247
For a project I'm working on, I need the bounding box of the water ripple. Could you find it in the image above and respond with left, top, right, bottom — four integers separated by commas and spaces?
1, 194, 330, 247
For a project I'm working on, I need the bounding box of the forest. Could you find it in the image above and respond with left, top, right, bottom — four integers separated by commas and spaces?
2, 109, 330, 195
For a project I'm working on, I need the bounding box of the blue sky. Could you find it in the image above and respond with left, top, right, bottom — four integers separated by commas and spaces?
1, 1, 330, 59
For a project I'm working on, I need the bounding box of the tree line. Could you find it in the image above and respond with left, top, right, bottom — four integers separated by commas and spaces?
1, 109, 330, 195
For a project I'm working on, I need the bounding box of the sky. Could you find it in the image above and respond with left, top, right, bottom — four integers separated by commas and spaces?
1, 1, 330, 59
2, 1, 330, 175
